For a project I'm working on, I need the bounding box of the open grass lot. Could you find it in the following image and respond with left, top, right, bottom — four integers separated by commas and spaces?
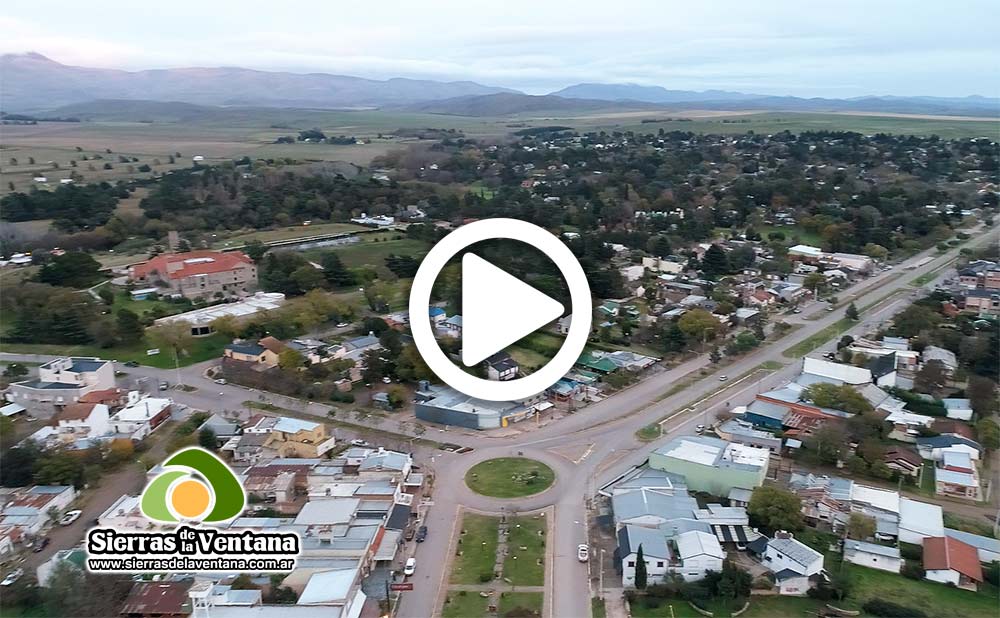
503, 514, 547, 586
838, 561, 999, 617
506, 345, 552, 373
212, 222, 367, 248
754, 224, 823, 247
497, 592, 543, 617
738, 596, 822, 617
465, 458, 555, 499
441, 590, 490, 618
628, 598, 701, 618
304, 235, 428, 269
0, 332, 228, 369
450, 513, 500, 585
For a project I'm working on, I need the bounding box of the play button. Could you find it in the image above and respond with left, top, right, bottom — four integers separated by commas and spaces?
460, 253, 565, 367
409, 218, 592, 401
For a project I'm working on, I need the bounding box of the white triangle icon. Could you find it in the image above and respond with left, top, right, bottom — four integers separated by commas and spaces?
460, 253, 565, 367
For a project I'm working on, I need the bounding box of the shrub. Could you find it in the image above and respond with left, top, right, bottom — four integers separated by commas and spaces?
862, 599, 926, 618
901, 560, 924, 580
479, 572, 493, 583
899, 542, 923, 561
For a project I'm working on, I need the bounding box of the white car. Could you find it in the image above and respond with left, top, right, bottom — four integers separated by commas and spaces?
382, 376, 392, 384
403, 557, 416, 576
351, 439, 371, 447
1, 568, 23, 587
718, 375, 728, 381
696, 424, 706, 434
577, 544, 589, 562
336, 322, 349, 328
60, 509, 82, 526
214, 378, 227, 385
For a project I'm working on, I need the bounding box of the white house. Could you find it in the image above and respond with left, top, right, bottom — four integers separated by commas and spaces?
0, 486, 77, 534
97, 495, 150, 530
52, 402, 110, 443
618, 525, 672, 587
762, 532, 824, 595
898, 497, 944, 545
941, 398, 973, 421
109, 393, 172, 440
674, 530, 725, 582
843, 540, 902, 573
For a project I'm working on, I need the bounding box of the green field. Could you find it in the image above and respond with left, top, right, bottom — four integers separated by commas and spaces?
628, 599, 701, 618
465, 458, 556, 499
450, 514, 500, 585
503, 515, 547, 586
497, 592, 543, 617
754, 224, 823, 247
441, 591, 490, 618
0, 332, 228, 369
839, 561, 999, 617
213, 222, 368, 248
304, 235, 428, 269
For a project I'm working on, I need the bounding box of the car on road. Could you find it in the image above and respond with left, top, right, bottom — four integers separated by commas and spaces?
577, 544, 589, 562
1, 569, 23, 587
793, 308, 802, 314
33, 537, 50, 552
718, 375, 728, 381
403, 557, 416, 576
60, 510, 82, 526
415, 526, 428, 543
336, 323, 349, 328
350, 439, 371, 447
381, 376, 392, 384
124, 361, 139, 368
827, 306, 836, 312
696, 424, 706, 434
214, 378, 227, 385
158, 381, 169, 391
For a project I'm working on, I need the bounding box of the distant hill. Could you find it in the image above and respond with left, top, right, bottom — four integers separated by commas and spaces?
402, 92, 663, 116
0, 52, 517, 112
550, 83, 999, 117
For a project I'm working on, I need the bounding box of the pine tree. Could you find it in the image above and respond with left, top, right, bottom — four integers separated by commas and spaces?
846, 302, 859, 321
634, 544, 648, 589
321, 252, 356, 287
701, 244, 732, 278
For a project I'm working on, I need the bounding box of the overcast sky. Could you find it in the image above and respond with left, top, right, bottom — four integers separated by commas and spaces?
2, 0, 997, 97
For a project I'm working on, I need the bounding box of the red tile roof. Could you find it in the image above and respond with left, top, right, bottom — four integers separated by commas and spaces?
120, 581, 192, 616
51, 402, 97, 425
79, 388, 126, 404
923, 536, 983, 582
132, 250, 253, 281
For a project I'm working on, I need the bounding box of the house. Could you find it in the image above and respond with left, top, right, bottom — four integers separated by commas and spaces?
898, 497, 944, 545
674, 530, 725, 581
8, 357, 116, 415
761, 532, 824, 595
923, 536, 983, 591
922, 346, 958, 375
883, 447, 922, 478
843, 540, 902, 573
428, 307, 446, 324
944, 528, 1000, 563
109, 393, 172, 441
153, 292, 286, 337
0, 486, 77, 534
618, 525, 672, 587
98, 495, 148, 530
414, 383, 534, 430
130, 250, 257, 301
223, 337, 284, 367
121, 581, 193, 617
941, 398, 973, 421
916, 435, 982, 462
51, 402, 111, 443
884, 408, 935, 443
197, 414, 241, 446
484, 352, 518, 381
261, 417, 337, 458
788, 245, 824, 263
440, 314, 463, 337
648, 436, 769, 497
935, 450, 981, 501
36, 547, 86, 586
715, 418, 782, 452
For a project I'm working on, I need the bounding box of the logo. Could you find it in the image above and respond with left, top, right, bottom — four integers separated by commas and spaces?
141, 447, 245, 523
86, 447, 299, 574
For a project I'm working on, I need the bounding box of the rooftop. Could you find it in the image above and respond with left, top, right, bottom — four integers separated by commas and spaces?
155, 292, 286, 327
768, 534, 823, 569
132, 250, 253, 280
923, 536, 983, 581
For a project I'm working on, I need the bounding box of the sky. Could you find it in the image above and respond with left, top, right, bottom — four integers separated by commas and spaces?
2, 0, 997, 98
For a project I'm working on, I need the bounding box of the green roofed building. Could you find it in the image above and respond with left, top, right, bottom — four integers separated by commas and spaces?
649, 435, 770, 498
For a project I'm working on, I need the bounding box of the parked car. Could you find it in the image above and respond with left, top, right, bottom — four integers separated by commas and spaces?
696, 424, 706, 434
381, 376, 392, 384
214, 378, 227, 385
415, 526, 428, 543
158, 381, 169, 391
33, 537, 50, 552
403, 557, 416, 576
350, 439, 371, 447
1, 569, 23, 587
124, 361, 139, 368
577, 544, 589, 562
60, 509, 82, 526
336, 323, 349, 328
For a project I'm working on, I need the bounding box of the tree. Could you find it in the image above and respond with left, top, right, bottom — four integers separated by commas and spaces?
0, 444, 39, 486
148, 321, 193, 359
847, 513, 876, 540
290, 265, 325, 292
803, 423, 847, 465
396, 345, 436, 381
116, 308, 144, 344
105, 439, 134, 466
914, 360, 948, 397
701, 244, 732, 278
709, 346, 722, 363
97, 287, 115, 305
863, 243, 889, 261
892, 305, 941, 337
802, 383, 873, 415
845, 302, 859, 321
804, 272, 827, 296
321, 252, 356, 287
975, 418, 1000, 450
677, 309, 720, 343
243, 239, 270, 263
386, 385, 409, 409
198, 427, 217, 450
2, 363, 29, 379
967, 376, 997, 416
37, 252, 102, 288
634, 544, 648, 589
747, 486, 803, 533
278, 349, 305, 370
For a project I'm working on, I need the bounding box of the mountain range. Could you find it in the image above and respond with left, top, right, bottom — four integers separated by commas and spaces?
3, 53, 997, 118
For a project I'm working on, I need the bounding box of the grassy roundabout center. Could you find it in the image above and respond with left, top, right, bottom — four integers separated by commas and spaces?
465, 457, 555, 498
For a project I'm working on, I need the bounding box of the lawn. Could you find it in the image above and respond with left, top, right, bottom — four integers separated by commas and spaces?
213, 222, 367, 248
636, 424, 662, 441
782, 317, 853, 358
305, 235, 428, 269
497, 592, 543, 617
591, 598, 607, 618
755, 224, 823, 248
450, 513, 500, 585
628, 598, 701, 618
920, 462, 936, 495
109, 290, 188, 320
0, 332, 228, 369
839, 560, 999, 617
503, 514, 546, 586
506, 345, 552, 372
465, 458, 555, 499
738, 596, 823, 617
441, 590, 490, 618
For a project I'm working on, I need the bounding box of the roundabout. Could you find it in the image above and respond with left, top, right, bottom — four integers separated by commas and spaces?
464, 457, 556, 499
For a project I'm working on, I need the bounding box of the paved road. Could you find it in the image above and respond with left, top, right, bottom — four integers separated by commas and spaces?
2, 225, 995, 615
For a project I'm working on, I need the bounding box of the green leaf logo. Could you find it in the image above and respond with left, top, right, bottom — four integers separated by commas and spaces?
140, 447, 245, 523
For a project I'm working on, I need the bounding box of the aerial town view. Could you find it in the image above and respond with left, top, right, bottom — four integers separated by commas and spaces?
0, 2, 998, 618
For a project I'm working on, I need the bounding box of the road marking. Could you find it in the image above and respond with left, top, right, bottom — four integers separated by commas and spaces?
574, 444, 595, 464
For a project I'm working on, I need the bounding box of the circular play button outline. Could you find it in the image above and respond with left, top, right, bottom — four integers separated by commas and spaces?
409, 218, 592, 401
